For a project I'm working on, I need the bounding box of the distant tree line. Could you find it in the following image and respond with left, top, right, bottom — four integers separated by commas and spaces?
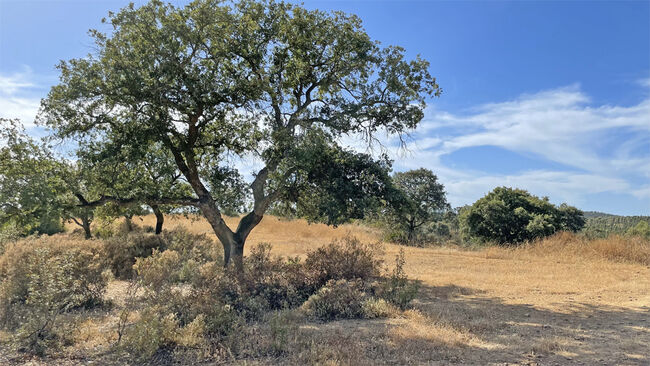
582, 214, 650, 239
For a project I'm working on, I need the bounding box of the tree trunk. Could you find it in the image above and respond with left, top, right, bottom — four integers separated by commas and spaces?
163, 135, 270, 272
230, 239, 245, 272
82, 215, 92, 239
124, 215, 133, 232
151, 204, 164, 235
198, 202, 236, 267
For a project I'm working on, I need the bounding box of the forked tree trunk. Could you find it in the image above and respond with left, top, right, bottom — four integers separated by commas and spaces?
151, 204, 164, 235
164, 132, 271, 273
199, 201, 264, 272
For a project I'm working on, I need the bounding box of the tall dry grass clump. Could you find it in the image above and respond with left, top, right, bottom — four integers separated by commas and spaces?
486, 231, 650, 265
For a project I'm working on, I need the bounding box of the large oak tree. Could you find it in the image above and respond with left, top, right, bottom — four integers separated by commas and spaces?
40, 0, 440, 270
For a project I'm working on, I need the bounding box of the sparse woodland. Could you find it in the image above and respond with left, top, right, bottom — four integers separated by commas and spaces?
0, 0, 649, 365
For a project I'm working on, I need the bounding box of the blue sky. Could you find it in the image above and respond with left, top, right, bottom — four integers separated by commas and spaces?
1, 0, 649, 215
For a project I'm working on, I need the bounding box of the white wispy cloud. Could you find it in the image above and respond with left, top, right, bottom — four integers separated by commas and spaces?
638, 77, 650, 89
0, 68, 43, 126
385, 85, 650, 210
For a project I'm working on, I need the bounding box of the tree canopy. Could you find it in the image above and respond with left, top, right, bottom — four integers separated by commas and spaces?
460, 187, 585, 244
384, 168, 449, 243
40, 0, 440, 270
0, 119, 66, 235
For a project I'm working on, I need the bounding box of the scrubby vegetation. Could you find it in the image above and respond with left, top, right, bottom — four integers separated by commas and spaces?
0, 236, 108, 354
0, 216, 647, 364
0, 228, 419, 363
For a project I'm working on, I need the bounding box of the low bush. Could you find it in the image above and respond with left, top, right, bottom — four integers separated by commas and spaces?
122, 306, 209, 363
104, 232, 165, 279
304, 236, 384, 287
104, 227, 219, 280
0, 236, 107, 354
302, 279, 368, 320
121, 236, 416, 363
374, 249, 420, 310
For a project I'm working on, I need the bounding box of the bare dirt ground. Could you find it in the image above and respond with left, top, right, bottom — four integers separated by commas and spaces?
3, 215, 648, 365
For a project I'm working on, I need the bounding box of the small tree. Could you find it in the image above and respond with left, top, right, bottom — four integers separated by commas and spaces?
58, 161, 99, 239
0, 119, 66, 235
384, 169, 449, 243
460, 187, 585, 245
41, 0, 440, 270
76, 139, 194, 234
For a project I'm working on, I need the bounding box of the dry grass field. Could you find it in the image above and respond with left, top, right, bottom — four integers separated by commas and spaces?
3, 214, 649, 365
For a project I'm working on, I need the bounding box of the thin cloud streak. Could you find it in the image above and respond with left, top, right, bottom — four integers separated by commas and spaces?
0, 69, 43, 126
386, 85, 650, 211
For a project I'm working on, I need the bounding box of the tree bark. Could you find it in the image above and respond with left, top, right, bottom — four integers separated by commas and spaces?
124, 215, 133, 232
81, 215, 92, 239
151, 204, 164, 235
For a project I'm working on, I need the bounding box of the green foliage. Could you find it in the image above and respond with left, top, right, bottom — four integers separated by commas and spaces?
381, 168, 450, 245
40, 0, 439, 269
0, 237, 107, 354
122, 307, 208, 363
104, 227, 218, 279
627, 221, 650, 239
374, 249, 419, 310
582, 213, 650, 238
0, 222, 22, 254
0, 119, 66, 236
460, 187, 585, 245
304, 236, 384, 287
104, 232, 166, 279
274, 130, 398, 226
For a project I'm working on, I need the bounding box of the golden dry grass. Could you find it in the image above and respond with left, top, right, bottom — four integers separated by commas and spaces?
33, 215, 650, 364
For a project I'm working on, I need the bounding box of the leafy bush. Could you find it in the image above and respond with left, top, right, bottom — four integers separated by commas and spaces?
627, 221, 650, 239
460, 187, 585, 245
374, 249, 419, 310
0, 236, 107, 354
122, 306, 208, 363
104, 232, 165, 279
302, 279, 368, 320
361, 298, 397, 319
304, 236, 384, 287
122, 236, 410, 362
105, 227, 218, 279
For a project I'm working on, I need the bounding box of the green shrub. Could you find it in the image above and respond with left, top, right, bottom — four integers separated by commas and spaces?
304, 236, 384, 287
104, 232, 165, 279
375, 249, 419, 310
122, 307, 181, 362
627, 221, 650, 239
0, 236, 107, 354
242, 243, 314, 310
105, 228, 220, 280
361, 298, 396, 318
460, 187, 585, 245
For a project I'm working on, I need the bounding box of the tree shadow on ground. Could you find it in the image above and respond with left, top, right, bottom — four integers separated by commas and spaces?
297, 283, 649, 365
